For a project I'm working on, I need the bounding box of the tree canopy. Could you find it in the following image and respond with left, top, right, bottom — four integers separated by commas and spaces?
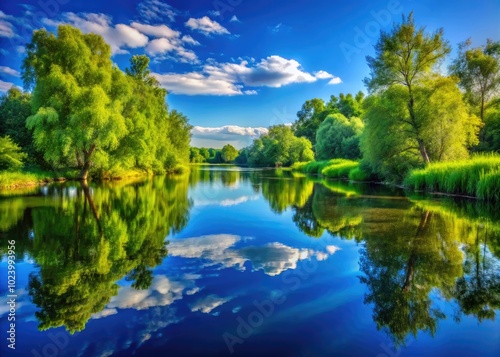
21, 25, 191, 179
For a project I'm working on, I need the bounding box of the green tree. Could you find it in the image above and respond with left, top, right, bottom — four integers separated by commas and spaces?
315, 113, 363, 160
450, 39, 500, 124
189, 147, 204, 163
248, 125, 314, 167
364, 13, 451, 165
0, 88, 40, 163
221, 144, 238, 163
450, 39, 500, 151
23, 26, 127, 179
0, 136, 27, 171
361, 77, 480, 180
199, 147, 210, 161
293, 98, 328, 145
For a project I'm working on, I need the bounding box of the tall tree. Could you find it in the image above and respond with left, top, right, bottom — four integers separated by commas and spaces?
450, 39, 500, 123
364, 13, 451, 164
23, 26, 127, 179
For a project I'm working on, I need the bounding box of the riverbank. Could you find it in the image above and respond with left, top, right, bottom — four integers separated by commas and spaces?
0, 165, 189, 190
292, 154, 500, 201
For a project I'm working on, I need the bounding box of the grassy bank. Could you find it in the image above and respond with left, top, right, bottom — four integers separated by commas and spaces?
404, 154, 500, 201
0, 168, 79, 189
0, 164, 190, 189
291, 159, 364, 180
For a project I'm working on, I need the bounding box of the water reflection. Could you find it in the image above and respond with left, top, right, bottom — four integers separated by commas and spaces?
0, 167, 499, 355
1, 176, 191, 334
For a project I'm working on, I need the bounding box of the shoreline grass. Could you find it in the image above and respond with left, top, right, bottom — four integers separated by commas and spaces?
404, 154, 500, 201
291, 159, 363, 180
0, 164, 190, 190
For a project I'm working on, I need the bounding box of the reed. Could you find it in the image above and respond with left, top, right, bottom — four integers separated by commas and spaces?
404, 154, 500, 200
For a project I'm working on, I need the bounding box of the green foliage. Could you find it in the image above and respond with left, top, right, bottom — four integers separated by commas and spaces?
348, 167, 370, 181
293, 92, 365, 148
364, 13, 452, 166
404, 154, 500, 200
0, 88, 42, 164
361, 77, 481, 181
450, 39, 500, 126
315, 113, 363, 160
247, 125, 314, 167
0, 136, 27, 171
22, 26, 191, 179
221, 144, 239, 163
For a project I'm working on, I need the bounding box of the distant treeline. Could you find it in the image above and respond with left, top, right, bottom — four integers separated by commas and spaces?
234, 13, 500, 186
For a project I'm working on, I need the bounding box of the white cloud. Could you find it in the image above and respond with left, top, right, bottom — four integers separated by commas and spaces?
0, 66, 20, 77
130, 22, 179, 38
328, 77, 343, 85
0, 79, 17, 92
182, 35, 200, 46
42, 13, 198, 63
137, 0, 177, 22
230, 15, 240, 23
168, 234, 340, 276
314, 70, 334, 79
16, 46, 25, 54
0, 19, 15, 38
192, 125, 268, 138
186, 16, 230, 36
191, 294, 231, 313
43, 13, 148, 54
153, 55, 337, 95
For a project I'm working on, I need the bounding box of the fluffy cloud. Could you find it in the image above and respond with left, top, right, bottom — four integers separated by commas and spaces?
153, 55, 338, 95
0, 66, 20, 77
43, 13, 148, 54
168, 234, 340, 276
130, 22, 179, 38
192, 125, 268, 138
137, 0, 177, 23
42, 12, 199, 62
186, 16, 230, 36
314, 70, 334, 79
328, 77, 343, 85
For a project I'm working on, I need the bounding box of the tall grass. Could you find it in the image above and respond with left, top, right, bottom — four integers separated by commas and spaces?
0, 167, 79, 189
292, 159, 361, 179
404, 154, 500, 200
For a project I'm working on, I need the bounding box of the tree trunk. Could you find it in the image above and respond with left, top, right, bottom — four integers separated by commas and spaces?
417, 139, 431, 165
407, 89, 431, 165
78, 145, 96, 181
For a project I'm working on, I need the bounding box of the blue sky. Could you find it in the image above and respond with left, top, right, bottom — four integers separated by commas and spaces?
0, 0, 499, 148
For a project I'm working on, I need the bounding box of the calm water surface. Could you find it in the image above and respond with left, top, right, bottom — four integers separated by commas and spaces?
1, 167, 499, 357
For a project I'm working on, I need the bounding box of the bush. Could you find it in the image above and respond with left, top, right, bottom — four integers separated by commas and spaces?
348, 167, 370, 181
0, 136, 26, 171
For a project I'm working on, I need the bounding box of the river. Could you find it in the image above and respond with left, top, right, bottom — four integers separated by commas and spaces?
0, 167, 499, 356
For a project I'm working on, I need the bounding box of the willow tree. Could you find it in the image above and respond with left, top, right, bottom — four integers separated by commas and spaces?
23, 25, 127, 180
364, 13, 451, 165
450, 39, 500, 123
